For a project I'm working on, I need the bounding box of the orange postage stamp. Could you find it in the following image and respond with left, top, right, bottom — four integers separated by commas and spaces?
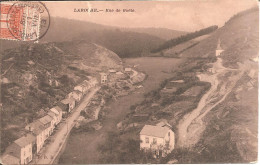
0, 1, 50, 41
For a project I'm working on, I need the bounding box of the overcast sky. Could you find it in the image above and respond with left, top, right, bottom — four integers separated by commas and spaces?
45, 0, 257, 32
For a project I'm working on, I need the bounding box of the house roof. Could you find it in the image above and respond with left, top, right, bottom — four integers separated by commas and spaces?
140, 125, 170, 138
38, 115, 53, 125
2, 153, 20, 164
54, 106, 63, 113
125, 68, 132, 71
26, 120, 45, 135
14, 134, 36, 147
57, 102, 68, 111
73, 90, 82, 95
47, 111, 56, 119
61, 98, 75, 105
4, 143, 21, 159
109, 69, 117, 73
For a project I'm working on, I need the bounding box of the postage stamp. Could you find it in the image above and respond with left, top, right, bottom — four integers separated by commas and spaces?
0, 1, 50, 41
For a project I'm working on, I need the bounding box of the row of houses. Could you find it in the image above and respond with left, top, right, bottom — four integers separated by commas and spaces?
2, 107, 63, 165
1, 77, 98, 165
100, 68, 132, 84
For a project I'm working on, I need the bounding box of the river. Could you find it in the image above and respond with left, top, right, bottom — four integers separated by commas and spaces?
58, 57, 182, 164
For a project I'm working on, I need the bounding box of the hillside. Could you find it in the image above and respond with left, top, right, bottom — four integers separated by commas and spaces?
151, 25, 218, 54
166, 7, 259, 163
0, 41, 122, 153
0, 18, 165, 58
150, 34, 211, 57
121, 27, 187, 40
90, 7, 259, 164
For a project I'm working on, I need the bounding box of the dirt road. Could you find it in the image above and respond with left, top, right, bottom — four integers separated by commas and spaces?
35, 87, 100, 164
177, 57, 244, 147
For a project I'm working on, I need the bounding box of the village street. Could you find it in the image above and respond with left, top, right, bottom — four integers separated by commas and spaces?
31, 87, 100, 164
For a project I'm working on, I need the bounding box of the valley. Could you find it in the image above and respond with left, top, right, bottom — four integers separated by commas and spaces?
58, 57, 183, 164
0, 3, 258, 164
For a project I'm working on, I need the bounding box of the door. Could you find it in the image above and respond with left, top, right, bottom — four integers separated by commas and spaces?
159, 150, 162, 158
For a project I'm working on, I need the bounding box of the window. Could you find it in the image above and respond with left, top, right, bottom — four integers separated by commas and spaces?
24, 150, 26, 156
168, 132, 170, 137
145, 137, 149, 143
153, 138, 157, 144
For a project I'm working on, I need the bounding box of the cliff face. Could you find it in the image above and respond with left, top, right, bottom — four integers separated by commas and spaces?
0, 40, 123, 153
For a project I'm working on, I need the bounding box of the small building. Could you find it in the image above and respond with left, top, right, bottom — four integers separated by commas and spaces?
208, 67, 216, 74
25, 121, 45, 153
50, 106, 63, 124
4, 134, 36, 164
47, 111, 58, 127
140, 124, 175, 158
170, 80, 184, 83
125, 68, 132, 72
216, 39, 224, 57
116, 71, 124, 75
109, 69, 117, 74
100, 73, 108, 84
60, 98, 76, 113
38, 115, 53, 138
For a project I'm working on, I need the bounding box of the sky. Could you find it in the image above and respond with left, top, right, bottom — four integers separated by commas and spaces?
45, 0, 258, 32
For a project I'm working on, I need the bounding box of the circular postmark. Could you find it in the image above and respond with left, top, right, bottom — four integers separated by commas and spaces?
7, 1, 50, 41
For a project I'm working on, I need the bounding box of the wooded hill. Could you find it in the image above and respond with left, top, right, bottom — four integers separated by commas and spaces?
151, 25, 218, 53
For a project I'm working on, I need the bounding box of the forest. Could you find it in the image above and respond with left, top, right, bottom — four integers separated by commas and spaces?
151, 25, 218, 53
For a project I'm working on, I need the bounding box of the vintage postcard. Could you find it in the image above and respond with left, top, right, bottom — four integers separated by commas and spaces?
0, 0, 258, 164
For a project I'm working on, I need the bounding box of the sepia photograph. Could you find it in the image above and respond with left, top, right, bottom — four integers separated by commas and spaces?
0, 0, 259, 164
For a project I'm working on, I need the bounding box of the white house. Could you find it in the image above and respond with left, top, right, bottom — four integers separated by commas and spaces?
140, 123, 175, 158
3, 134, 36, 164
100, 73, 108, 84
25, 121, 45, 153
216, 39, 224, 57
50, 106, 63, 125
47, 111, 58, 127
38, 115, 54, 139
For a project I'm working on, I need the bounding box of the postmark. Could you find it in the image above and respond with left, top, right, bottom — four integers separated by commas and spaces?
0, 1, 50, 41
